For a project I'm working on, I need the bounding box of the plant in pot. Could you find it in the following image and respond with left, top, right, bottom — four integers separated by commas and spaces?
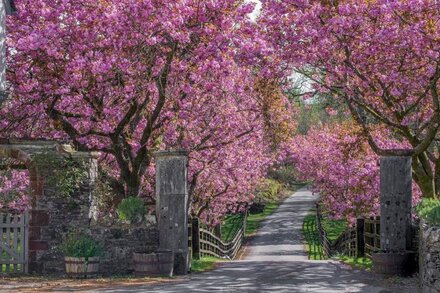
61, 231, 104, 278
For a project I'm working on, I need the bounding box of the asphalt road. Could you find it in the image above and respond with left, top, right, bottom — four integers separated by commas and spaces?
95, 187, 418, 293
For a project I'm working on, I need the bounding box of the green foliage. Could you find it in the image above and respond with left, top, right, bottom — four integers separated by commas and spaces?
255, 179, 283, 203
94, 168, 118, 215
221, 214, 245, 242
416, 199, 440, 226
33, 153, 88, 198
117, 197, 146, 223
61, 231, 103, 259
267, 165, 299, 185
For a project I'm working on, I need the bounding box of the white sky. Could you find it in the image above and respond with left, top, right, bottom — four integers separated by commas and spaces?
248, 0, 262, 21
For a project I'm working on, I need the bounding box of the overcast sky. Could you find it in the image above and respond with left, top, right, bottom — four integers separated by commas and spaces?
249, 0, 262, 21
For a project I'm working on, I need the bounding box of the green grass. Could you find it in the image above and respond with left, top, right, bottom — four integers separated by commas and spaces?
191, 257, 224, 273
221, 202, 281, 240
245, 202, 280, 236
221, 214, 244, 242
221, 183, 306, 240
321, 217, 347, 242
302, 214, 324, 260
336, 255, 373, 270
302, 211, 373, 271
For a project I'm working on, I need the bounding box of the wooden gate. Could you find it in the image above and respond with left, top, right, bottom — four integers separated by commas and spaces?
0, 212, 28, 273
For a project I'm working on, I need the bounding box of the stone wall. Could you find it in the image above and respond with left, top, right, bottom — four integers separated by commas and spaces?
13, 142, 160, 275
29, 151, 99, 274
420, 221, 440, 293
91, 225, 158, 275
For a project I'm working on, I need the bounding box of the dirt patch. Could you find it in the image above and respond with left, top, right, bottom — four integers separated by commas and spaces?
0, 276, 179, 292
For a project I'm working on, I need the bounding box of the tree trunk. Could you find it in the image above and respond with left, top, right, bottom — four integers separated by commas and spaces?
126, 176, 141, 198
412, 156, 436, 199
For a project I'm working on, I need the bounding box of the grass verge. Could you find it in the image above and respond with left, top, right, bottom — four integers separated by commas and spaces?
302, 210, 374, 271
302, 214, 324, 260
336, 255, 373, 270
222, 214, 244, 242
321, 217, 347, 242
191, 257, 225, 273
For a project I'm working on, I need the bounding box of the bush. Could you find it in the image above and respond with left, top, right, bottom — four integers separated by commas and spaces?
117, 196, 146, 223
267, 165, 299, 185
61, 231, 103, 259
416, 198, 440, 226
255, 179, 283, 203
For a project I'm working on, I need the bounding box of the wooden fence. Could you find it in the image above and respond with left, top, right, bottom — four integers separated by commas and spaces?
364, 217, 381, 258
190, 213, 246, 260
0, 211, 28, 273
316, 205, 419, 259
315, 205, 334, 258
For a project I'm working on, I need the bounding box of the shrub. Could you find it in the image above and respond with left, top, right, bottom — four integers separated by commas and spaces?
255, 179, 283, 203
117, 196, 146, 223
61, 231, 103, 259
416, 199, 440, 226
267, 165, 299, 185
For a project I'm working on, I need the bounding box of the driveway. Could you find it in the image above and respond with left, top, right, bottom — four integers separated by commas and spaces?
95, 187, 418, 293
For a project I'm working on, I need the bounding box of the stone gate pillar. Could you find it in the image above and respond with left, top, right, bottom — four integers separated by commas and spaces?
380, 155, 412, 252
155, 150, 189, 275
375, 155, 417, 276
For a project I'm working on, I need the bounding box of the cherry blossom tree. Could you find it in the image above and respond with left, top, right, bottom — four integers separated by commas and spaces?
261, 0, 440, 198
0, 0, 283, 220
0, 169, 30, 212
290, 121, 421, 222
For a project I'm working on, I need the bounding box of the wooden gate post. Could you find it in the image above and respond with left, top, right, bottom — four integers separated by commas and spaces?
356, 218, 365, 258
192, 218, 201, 260
214, 224, 222, 239
155, 150, 189, 275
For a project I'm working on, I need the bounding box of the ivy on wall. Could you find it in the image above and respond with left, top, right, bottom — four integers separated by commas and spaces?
32, 153, 89, 198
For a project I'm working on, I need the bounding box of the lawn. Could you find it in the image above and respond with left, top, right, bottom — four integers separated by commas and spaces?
336, 255, 373, 270
302, 214, 324, 260
221, 214, 244, 242
222, 184, 306, 239
191, 257, 225, 273
320, 216, 347, 242
302, 210, 373, 270
221, 202, 281, 241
